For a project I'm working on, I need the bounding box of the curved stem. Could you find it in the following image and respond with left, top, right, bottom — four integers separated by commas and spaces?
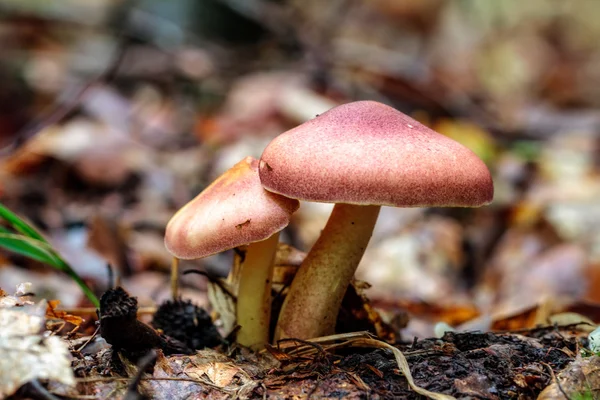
236, 232, 279, 349
275, 204, 380, 340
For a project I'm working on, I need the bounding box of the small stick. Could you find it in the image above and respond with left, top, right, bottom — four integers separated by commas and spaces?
542, 362, 572, 400
76, 326, 100, 353
58, 306, 157, 315
171, 257, 180, 300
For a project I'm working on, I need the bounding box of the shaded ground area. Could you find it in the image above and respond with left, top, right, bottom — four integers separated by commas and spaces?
65, 328, 581, 399
266, 330, 577, 399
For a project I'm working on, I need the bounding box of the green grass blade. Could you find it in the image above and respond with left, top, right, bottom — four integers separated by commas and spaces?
0, 232, 100, 308
52, 257, 100, 308
0, 233, 63, 267
0, 203, 48, 243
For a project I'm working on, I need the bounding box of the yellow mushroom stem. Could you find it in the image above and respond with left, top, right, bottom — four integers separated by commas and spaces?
171, 256, 180, 300
275, 204, 380, 340
236, 232, 280, 349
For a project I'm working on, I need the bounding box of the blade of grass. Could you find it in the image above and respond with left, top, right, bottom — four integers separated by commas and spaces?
0, 232, 100, 308
0, 232, 63, 266
0, 203, 48, 243
52, 257, 100, 308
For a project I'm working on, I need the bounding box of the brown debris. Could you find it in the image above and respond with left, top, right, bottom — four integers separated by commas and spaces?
46, 299, 84, 327
538, 356, 600, 400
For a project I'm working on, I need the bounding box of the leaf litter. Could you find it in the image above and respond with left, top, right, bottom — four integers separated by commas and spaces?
2, 0, 600, 398
0, 289, 75, 398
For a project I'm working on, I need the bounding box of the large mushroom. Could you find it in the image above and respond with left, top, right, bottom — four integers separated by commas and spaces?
165, 156, 299, 349
258, 101, 493, 340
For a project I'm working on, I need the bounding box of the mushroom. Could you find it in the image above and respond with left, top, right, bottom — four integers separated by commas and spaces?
165, 156, 299, 349
258, 101, 493, 340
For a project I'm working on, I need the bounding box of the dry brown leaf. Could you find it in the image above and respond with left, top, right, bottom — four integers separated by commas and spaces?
187, 362, 241, 388
46, 299, 84, 327
454, 373, 497, 399
548, 312, 596, 332
337, 280, 396, 342
207, 279, 236, 336
537, 356, 600, 400
377, 298, 480, 326
264, 344, 295, 362
565, 301, 600, 324
491, 304, 540, 331
491, 299, 600, 331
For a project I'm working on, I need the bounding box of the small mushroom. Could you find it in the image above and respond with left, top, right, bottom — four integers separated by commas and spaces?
165, 157, 299, 349
259, 101, 493, 340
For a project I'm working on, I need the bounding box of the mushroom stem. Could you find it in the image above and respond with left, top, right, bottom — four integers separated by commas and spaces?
171, 256, 180, 300
275, 204, 380, 340
236, 232, 280, 349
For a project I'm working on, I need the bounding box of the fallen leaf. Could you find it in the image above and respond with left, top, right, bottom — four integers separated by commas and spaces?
375, 297, 480, 326
337, 279, 396, 342
538, 355, 600, 400
0, 300, 75, 397
189, 362, 240, 388
455, 373, 498, 399
46, 299, 84, 327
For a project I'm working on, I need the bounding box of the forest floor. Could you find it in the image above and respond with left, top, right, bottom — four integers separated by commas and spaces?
2, 1, 600, 399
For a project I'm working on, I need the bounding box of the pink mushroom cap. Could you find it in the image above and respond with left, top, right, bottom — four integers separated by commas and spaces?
165, 156, 299, 259
259, 101, 493, 207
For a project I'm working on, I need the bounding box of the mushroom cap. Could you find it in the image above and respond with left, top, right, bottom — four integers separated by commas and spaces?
165, 157, 299, 259
259, 101, 493, 207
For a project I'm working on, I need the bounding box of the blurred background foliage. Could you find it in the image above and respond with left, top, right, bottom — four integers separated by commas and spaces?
0, 0, 599, 337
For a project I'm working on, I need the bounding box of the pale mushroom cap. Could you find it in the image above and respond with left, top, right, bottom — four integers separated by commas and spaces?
165, 157, 299, 259
259, 101, 493, 207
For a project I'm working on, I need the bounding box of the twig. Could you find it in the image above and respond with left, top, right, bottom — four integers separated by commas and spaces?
276, 337, 327, 358
184, 269, 237, 299
123, 350, 157, 400
107, 263, 117, 291
542, 362, 571, 400
76, 325, 100, 353
58, 306, 157, 315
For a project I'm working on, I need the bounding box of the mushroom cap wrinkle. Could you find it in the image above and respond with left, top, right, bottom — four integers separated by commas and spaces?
165, 157, 299, 259
259, 101, 493, 207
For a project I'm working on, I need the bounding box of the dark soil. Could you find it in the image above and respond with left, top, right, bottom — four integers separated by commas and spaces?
69, 324, 581, 399
66, 288, 583, 399
261, 329, 578, 399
